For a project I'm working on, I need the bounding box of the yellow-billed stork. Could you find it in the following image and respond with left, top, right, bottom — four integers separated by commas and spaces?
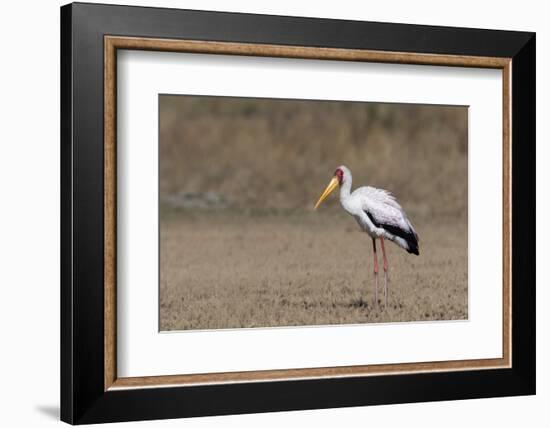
314, 165, 419, 308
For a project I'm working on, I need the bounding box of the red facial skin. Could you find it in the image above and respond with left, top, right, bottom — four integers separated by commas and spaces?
334, 168, 344, 185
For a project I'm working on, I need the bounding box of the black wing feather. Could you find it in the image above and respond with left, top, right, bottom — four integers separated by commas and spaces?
365, 211, 419, 255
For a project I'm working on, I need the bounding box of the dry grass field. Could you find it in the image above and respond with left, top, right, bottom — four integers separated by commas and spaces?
160, 211, 467, 330
159, 95, 468, 331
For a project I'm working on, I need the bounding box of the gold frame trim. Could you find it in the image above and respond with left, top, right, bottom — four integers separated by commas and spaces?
104, 36, 512, 391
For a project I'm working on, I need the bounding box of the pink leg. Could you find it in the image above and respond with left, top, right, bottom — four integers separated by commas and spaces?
372, 238, 379, 306
380, 237, 389, 308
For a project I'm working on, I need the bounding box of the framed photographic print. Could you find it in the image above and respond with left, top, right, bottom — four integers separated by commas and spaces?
60, 2, 535, 424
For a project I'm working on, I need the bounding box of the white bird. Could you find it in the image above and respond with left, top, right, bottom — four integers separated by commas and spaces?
314, 165, 419, 308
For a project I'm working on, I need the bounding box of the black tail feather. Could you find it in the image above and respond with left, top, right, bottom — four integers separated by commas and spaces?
388, 224, 418, 255
406, 240, 419, 255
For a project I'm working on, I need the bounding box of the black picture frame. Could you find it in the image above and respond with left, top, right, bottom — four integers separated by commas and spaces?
61, 2, 535, 424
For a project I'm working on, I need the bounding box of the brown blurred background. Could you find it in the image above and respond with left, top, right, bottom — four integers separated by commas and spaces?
159, 95, 468, 330
160, 95, 467, 218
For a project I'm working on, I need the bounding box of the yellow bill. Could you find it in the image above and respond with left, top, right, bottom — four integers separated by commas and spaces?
314, 176, 339, 210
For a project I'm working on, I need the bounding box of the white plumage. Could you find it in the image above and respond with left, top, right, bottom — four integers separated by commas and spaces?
337, 165, 419, 255
314, 165, 419, 308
